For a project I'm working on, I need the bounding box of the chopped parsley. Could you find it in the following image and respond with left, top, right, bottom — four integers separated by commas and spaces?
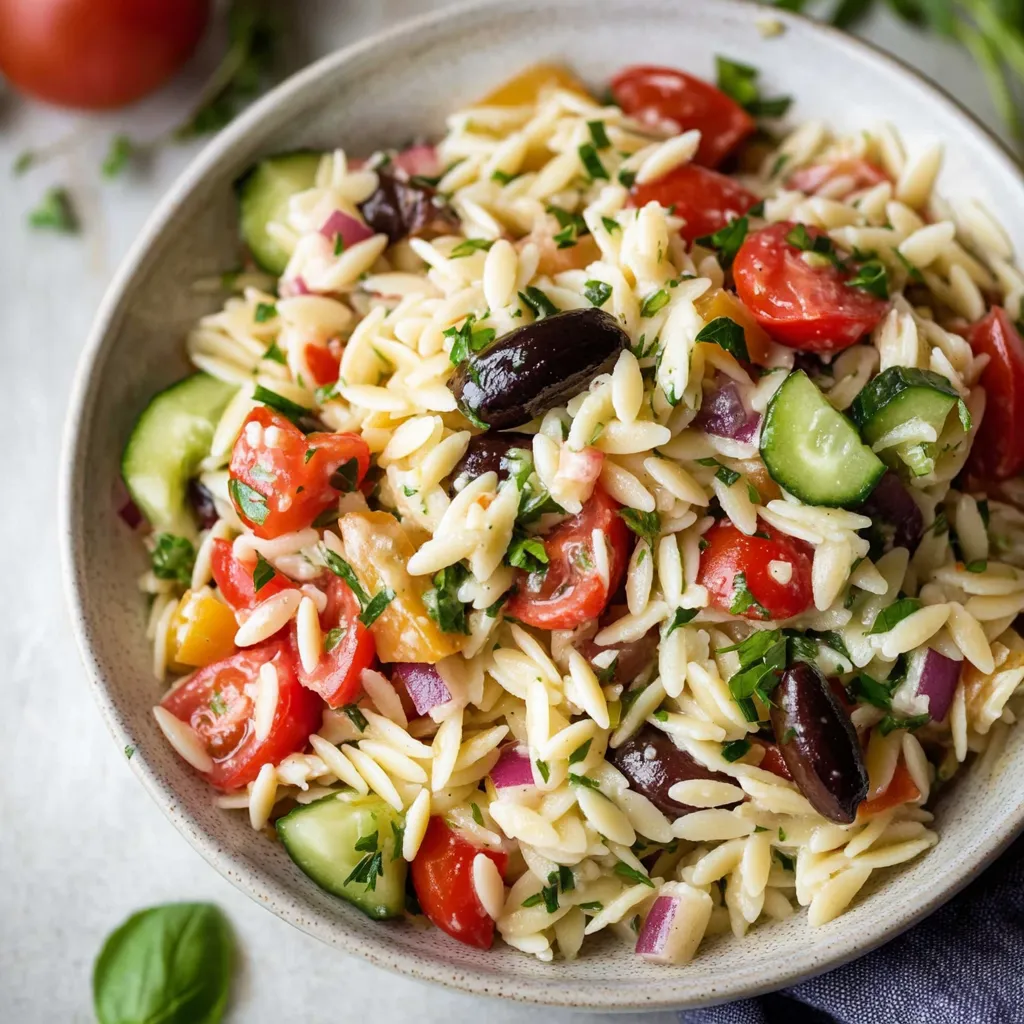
587, 120, 611, 150
341, 704, 368, 732
28, 187, 78, 233
618, 508, 661, 544
263, 341, 287, 364
329, 457, 360, 493
695, 216, 748, 267
228, 478, 269, 526
252, 552, 276, 593
344, 831, 385, 892
150, 533, 196, 585
613, 861, 655, 888
584, 279, 613, 308
721, 739, 751, 762
506, 532, 549, 573
665, 607, 698, 635
322, 547, 370, 604
715, 465, 741, 487
578, 142, 609, 180
101, 134, 134, 178
878, 712, 931, 736
965, 559, 988, 573
450, 238, 495, 259
535, 759, 551, 783
423, 563, 471, 634
518, 286, 560, 319
640, 289, 670, 318
359, 587, 395, 627
848, 672, 894, 710
568, 773, 601, 790
715, 56, 792, 118
471, 803, 484, 826
252, 384, 311, 422
695, 316, 749, 362
445, 313, 495, 365
568, 739, 592, 766
254, 301, 277, 323
866, 597, 922, 635
618, 167, 637, 188
324, 627, 347, 653
729, 571, 771, 619
846, 260, 889, 299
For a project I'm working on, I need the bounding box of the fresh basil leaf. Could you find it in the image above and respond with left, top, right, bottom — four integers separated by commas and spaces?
507, 532, 549, 572
847, 260, 889, 298
584, 279, 613, 308
359, 587, 395, 627
150, 534, 196, 586
252, 552, 276, 593
849, 672, 893, 710
252, 385, 311, 422
324, 626, 347, 653
717, 628, 781, 669
695, 216, 748, 267
665, 607, 698, 635
729, 571, 770, 619
866, 597, 922, 635
695, 316, 749, 362
228, 478, 269, 526
321, 547, 370, 606
423, 563, 471, 634
93, 902, 233, 1024
329, 457, 360, 493
715, 465, 741, 487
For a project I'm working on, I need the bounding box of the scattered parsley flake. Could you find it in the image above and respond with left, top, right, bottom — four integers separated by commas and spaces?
450, 238, 495, 259
28, 187, 78, 233
696, 316, 749, 362
252, 552, 276, 592
101, 134, 135, 178
341, 704, 368, 732
613, 861, 655, 888
584, 279, 613, 308
578, 142, 608, 181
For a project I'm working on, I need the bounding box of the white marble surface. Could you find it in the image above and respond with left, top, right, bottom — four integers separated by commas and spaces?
0, 3, 1008, 1020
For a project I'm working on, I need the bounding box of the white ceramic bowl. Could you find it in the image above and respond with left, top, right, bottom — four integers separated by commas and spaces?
61, 0, 1024, 1009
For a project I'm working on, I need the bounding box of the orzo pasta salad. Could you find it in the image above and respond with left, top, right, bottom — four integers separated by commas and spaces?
126, 60, 1024, 963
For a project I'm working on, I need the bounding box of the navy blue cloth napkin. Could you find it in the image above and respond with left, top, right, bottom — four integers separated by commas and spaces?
680, 833, 1024, 1024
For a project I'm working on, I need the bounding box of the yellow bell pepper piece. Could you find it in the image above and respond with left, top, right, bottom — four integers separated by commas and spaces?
477, 63, 591, 107
337, 512, 466, 664
694, 288, 774, 366
171, 588, 238, 668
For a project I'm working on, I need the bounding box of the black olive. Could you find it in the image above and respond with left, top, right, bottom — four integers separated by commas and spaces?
451, 308, 629, 430
187, 479, 219, 530
770, 661, 868, 824
449, 433, 534, 491
857, 471, 924, 553
358, 170, 458, 244
610, 726, 742, 818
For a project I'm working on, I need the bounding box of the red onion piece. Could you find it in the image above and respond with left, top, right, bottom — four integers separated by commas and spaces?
489, 745, 535, 788
390, 662, 451, 716
279, 276, 310, 298
694, 380, 760, 442
893, 647, 962, 722
319, 210, 374, 249
858, 471, 924, 552
392, 143, 441, 179
635, 895, 678, 958
117, 498, 143, 529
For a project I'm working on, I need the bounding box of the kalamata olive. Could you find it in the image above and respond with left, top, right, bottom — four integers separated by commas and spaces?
451, 308, 629, 430
449, 432, 534, 491
770, 661, 868, 824
358, 170, 458, 244
187, 479, 219, 530
577, 607, 658, 686
858, 471, 924, 553
610, 726, 741, 817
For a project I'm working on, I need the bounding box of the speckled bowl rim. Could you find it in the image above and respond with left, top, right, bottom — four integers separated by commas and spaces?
60, 0, 1024, 1010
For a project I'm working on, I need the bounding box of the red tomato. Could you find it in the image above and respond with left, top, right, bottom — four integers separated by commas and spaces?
504, 486, 630, 630
858, 759, 920, 818
787, 159, 889, 198
610, 66, 756, 168
698, 520, 813, 621
229, 407, 370, 539
411, 817, 508, 949
289, 574, 376, 708
965, 308, 1024, 481
733, 222, 890, 353
752, 739, 793, 780
629, 164, 757, 245
210, 537, 296, 614
0, 0, 209, 110
160, 641, 323, 791
304, 342, 341, 388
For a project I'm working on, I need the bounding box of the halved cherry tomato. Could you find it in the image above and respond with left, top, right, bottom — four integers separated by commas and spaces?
289, 573, 375, 707
229, 407, 370, 539
411, 817, 508, 949
610, 66, 756, 168
303, 342, 341, 388
965, 307, 1024, 481
504, 486, 630, 630
629, 164, 757, 245
160, 641, 323, 791
858, 759, 920, 818
698, 520, 813, 621
752, 739, 793, 780
733, 222, 890, 353
210, 537, 295, 614
787, 159, 889, 198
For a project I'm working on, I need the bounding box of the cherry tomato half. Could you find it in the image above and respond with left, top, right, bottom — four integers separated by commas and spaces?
787, 159, 889, 199
210, 537, 296, 614
504, 486, 630, 630
0, 0, 209, 110
229, 407, 370, 539
288, 573, 376, 708
160, 641, 323, 791
753, 739, 793, 781
698, 520, 813, 621
304, 342, 342, 388
610, 66, 756, 168
411, 817, 508, 949
858, 758, 920, 818
733, 222, 890, 353
629, 164, 757, 246
965, 307, 1024, 481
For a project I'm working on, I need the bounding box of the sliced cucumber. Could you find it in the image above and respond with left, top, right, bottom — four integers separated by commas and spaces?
849, 366, 962, 477
121, 373, 236, 539
276, 791, 407, 920
236, 151, 323, 275
760, 370, 885, 507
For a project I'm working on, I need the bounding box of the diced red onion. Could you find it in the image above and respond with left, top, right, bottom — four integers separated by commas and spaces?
694, 380, 760, 442
635, 895, 679, 959
489, 745, 535, 788
390, 662, 450, 716
279, 276, 310, 298
117, 498, 143, 529
320, 210, 374, 249
892, 647, 962, 722
858, 471, 924, 551
391, 143, 441, 179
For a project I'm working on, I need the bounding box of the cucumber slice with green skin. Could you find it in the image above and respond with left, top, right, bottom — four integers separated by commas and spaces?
276, 791, 407, 920
760, 370, 885, 507
849, 366, 963, 477
121, 373, 236, 539
237, 151, 323, 275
